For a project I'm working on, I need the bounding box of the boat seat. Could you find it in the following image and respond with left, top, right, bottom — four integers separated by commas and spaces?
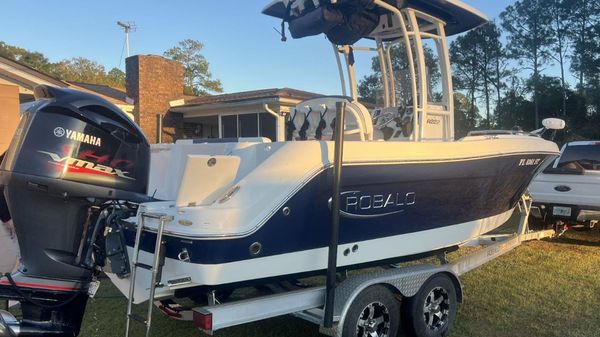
370, 106, 414, 140
288, 97, 374, 141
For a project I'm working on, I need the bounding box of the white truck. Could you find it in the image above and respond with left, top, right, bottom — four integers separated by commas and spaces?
529, 141, 600, 231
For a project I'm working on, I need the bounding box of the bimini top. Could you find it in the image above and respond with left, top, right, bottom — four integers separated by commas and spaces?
263, 0, 488, 44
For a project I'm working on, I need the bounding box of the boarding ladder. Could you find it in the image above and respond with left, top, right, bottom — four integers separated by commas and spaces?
125, 212, 173, 337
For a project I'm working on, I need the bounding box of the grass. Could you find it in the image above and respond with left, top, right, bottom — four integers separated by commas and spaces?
4, 228, 600, 337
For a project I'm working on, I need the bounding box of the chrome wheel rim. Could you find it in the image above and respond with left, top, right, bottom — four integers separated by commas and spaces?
422, 286, 450, 331
355, 301, 391, 337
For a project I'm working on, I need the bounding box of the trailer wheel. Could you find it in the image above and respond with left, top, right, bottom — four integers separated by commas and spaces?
401, 274, 457, 337
342, 285, 399, 337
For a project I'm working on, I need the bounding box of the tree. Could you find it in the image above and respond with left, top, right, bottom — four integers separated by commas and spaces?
494, 76, 535, 130
477, 23, 505, 129
454, 92, 480, 137
488, 22, 511, 118
563, 0, 600, 127
1, 40, 127, 88
548, 0, 571, 117
358, 74, 381, 105
106, 68, 126, 88
50, 57, 108, 84
501, 0, 554, 128
164, 39, 223, 96
567, 0, 600, 89
358, 43, 440, 105
529, 75, 568, 120
0, 41, 53, 73
51, 59, 126, 88
451, 22, 506, 129
450, 33, 479, 127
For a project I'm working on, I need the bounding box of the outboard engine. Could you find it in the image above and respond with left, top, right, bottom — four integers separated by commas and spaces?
0, 85, 150, 336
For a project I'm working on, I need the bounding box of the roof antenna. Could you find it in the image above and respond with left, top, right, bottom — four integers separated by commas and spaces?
117, 21, 137, 58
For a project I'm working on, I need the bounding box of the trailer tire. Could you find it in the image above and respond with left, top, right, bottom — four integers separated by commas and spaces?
342, 285, 399, 337
401, 274, 457, 337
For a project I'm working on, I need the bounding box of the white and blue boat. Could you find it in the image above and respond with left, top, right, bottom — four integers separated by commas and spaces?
0, 1, 561, 335
108, 0, 561, 303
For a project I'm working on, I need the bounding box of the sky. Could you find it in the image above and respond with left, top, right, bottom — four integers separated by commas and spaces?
0, 0, 515, 95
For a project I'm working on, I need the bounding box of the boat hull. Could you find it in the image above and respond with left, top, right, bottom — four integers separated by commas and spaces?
113, 147, 557, 303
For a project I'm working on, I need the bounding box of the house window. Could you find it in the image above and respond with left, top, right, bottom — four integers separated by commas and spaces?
221, 113, 277, 141
259, 113, 276, 140
184, 115, 219, 139
221, 115, 238, 138
239, 113, 258, 137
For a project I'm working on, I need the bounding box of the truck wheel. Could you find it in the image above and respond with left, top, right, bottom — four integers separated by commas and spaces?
342, 285, 400, 337
401, 274, 457, 337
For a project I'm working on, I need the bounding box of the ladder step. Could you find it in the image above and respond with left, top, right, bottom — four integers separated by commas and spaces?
135, 262, 154, 271
142, 213, 173, 220
128, 313, 148, 324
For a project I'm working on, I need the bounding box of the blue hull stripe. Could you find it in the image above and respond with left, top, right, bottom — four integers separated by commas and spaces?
125, 153, 554, 264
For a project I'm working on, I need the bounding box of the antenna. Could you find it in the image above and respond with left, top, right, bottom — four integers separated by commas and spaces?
117, 21, 136, 58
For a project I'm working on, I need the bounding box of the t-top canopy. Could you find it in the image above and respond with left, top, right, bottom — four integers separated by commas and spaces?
404, 0, 488, 36
263, 0, 488, 44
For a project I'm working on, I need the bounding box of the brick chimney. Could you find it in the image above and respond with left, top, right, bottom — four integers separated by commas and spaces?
125, 55, 184, 143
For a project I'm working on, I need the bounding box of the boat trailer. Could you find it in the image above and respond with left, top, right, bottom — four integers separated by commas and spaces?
120, 194, 553, 337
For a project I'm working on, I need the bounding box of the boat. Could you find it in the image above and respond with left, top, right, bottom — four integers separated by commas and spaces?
0, 0, 561, 336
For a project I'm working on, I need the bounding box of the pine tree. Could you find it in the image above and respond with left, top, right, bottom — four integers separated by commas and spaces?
501, 0, 554, 128
164, 39, 223, 96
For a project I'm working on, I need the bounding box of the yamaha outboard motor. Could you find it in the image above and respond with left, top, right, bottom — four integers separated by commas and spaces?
0, 85, 150, 336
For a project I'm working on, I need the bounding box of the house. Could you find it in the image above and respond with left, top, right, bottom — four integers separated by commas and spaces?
171, 88, 318, 142
124, 55, 318, 143
0, 53, 320, 149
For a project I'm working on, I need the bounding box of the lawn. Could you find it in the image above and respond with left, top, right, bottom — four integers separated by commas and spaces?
4, 228, 600, 337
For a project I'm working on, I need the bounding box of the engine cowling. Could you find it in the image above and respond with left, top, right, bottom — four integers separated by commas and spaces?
0, 85, 150, 281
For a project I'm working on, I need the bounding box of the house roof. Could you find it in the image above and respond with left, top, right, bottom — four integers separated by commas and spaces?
181, 88, 319, 107
0, 55, 67, 90
0, 55, 133, 106
2, 55, 323, 113
67, 81, 130, 105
